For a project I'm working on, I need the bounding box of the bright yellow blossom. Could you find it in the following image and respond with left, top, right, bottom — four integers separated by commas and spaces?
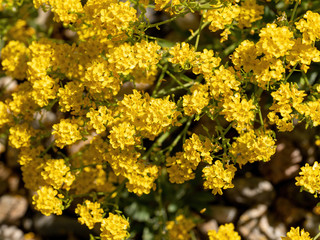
100, 213, 130, 240
1, 40, 28, 80
75, 200, 104, 229
281, 227, 312, 240
208, 223, 241, 240
52, 118, 83, 148
296, 11, 320, 44
202, 160, 236, 195
166, 215, 195, 240
32, 186, 63, 216
41, 159, 75, 190
296, 161, 320, 197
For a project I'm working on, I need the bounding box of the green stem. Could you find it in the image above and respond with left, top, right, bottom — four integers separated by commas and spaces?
222, 41, 240, 57
301, 70, 311, 88
156, 172, 167, 238
70, 163, 100, 172
194, 15, 204, 51
314, 231, 320, 240
258, 108, 264, 130
165, 116, 192, 153
102, 180, 127, 208
221, 122, 233, 138
142, 131, 171, 160
186, 21, 210, 43
154, 82, 194, 97
290, 0, 300, 22
285, 63, 298, 81
152, 64, 168, 97
40, 141, 55, 157
157, 64, 184, 86
146, 16, 179, 30
142, 117, 188, 160
70, 191, 110, 199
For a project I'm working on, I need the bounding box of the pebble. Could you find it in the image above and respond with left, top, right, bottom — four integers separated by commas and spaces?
225, 177, 275, 206
0, 225, 24, 240
207, 205, 238, 224
259, 140, 302, 184
238, 204, 286, 240
0, 195, 28, 224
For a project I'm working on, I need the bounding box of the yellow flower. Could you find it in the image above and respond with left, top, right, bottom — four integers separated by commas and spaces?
167, 134, 215, 184
281, 227, 312, 240
33, 0, 84, 24
169, 42, 196, 69
202, 160, 236, 195
208, 223, 241, 240
116, 90, 179, 140
183, 83, 210, 116
287, 38, 320, 73
230, 130, 276, 168
296, 11, 320, 44
296, 161, 320, 197
238, 0, 264, 29
100, 213, 130, 240
6, 19, 35, 43
268, 83, 306, 132
58, 82, 86, 114
166, 215, 195, 240
0, 101, 12, 128
204, 3, 240, 33
32, 186, 63, 216
9, 123, 35, 149
108, 122, 138, 150
221, 93, 256, 132
256, 23, 295, 58
52, 118, 83, 148
192, 49, 221, 77
41, 159, 75, 190
1, 40, 28, 80
75, 200, 104, 229
206, 66, 241, 100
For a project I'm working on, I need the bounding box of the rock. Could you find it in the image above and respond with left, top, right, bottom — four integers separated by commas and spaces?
303, 212, 320, 237
208, 205, 238, 224
225, 177, 275, 206
237, 205, 267, 239
0, 225, 24, 240
33, 110, 57, 128
237, 204, 267, 239
0, 195, 28, 224
176, 12, 199, 31
238, 204, 267, 223
238, 204, 286, 240
34, 214, 91, 239
198, 219, 218, 236
0, 162, 10, 195
275, 198, 306, 225
259, 215, 286, 240
0, 139, 5, 155
6, 146, 19, 168
0, 76, 17, 92
259, 139, 302, 184
8, 174, 20, 193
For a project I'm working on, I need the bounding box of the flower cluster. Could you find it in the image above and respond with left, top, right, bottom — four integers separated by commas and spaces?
75, 200, 104, 229
281, 227, 312, 240
2, 0, 320, 239
202, 160, 237, 195
100, 213, 130, 240
166, 215, 195, 240
208, 223, 241, 240
296, 161, 320, 197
